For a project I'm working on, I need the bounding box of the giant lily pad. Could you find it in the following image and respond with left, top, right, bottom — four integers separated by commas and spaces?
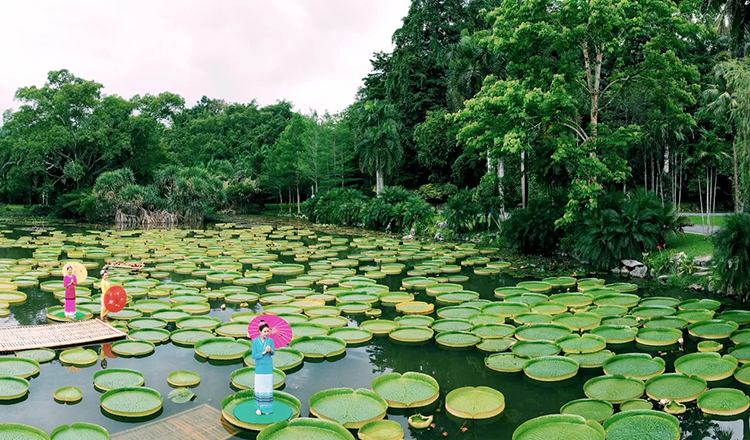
327, 327, 373, 345
635, 327, 682, 346
359, 320, 399, 335
644, 373, 707, 402
729, 342, 750, 363
289, 336, 347, 358
128, 328, 170, 343
370, 372, 439, 408
167, 370, 201, 388
435, 331, 481, 348
357, 420, 403, 440
512, 340, 561, 358
717, 310, 750, 326
688, 319, 739, 339
93, 368, 145, 391
590, 326, 637, 344
673, 352, 738, 381
54, 386, 83, 403
445, 386, 505, 419
170, 328, 214, 346
512, 414, 605, 440
556, 334, 607, 354
0, 376, 30, 400
552, 313, 601, 331
560, 398, 613, 423
523, 356, 579, 381
0, 424, 49, 440
697, 388, 750, 416
642, 316, 688, 330
514, 323, 571, 341
111, 340, 155, 357
476, 338, 516, 353
602, 353, 665, 380
309, 388, 387, 429
566, 350, 614, 369
100, 387, 163, 417
387, 326, 434, 343
594, 294, 640, 308
481, 302, 530, 318
550, 293, 593, 308
485, 353, 529, 373
0, 357, 39, 379
50, 423, 108, 440
194, 337, 251, 360
256, 418, 354, 440
603, 410, 680, 440
222, 389, 301, 431
679, 298, 721, 311
15, 349, 56, 363
60, 348, 98, 367
471, 323, 515, 339
631, 306, 676, 319
583, 375, 645, 404
231, 367, 286, 390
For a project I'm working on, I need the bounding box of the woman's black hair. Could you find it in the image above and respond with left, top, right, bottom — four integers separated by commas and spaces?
258, 320, 269, 332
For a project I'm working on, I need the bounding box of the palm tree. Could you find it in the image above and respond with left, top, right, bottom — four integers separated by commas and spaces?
355, 100, 403, 196
704, 0, 750, 55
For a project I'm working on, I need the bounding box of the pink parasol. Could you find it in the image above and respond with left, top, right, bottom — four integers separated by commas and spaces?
103, 286, 128, 313
248, 315, 293, 348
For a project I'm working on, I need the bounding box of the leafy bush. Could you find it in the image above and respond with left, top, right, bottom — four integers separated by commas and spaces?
573, 189, 688, 270
362, 198, 399, 230
501, 196, 567, 255
712, 213, 750, 302
444, 189, 481, 233
226, 178, 265, 214
309, 188, 368, 226
417, 183, 458, 203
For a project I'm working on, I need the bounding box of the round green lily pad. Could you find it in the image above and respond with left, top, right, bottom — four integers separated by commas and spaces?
698, 340, 723, 352
675, 308, 714, 323
639, 297, 680, 307
215, 321, 252, 338
394, 315, 434, 327
673, 352, 738, 381
552, 313, 601, 331
594, 294, 640, 308
128, 328, 171, 343
50, 423, 109, 440
60, 348, 98, 366
244, 348, 304, 371
291, 322, 330, 339
128, 317, 168, 329
471, 323, 515, 339
732, 329, 750, 344
688, 319, 739, 339
590, 326, 638, 344
631, 305, 675, 319
512, 340, 561, 358
481, 302, 530, 318
697, 388, 750, 416
565, 350, 614, 368
515, 281, 552, 293
231, 367, 286, 390
560, 398, 613, 423
0, 357, 39, 378
256, 418, 353, 440
644, 373, 707, 402
15, 349, 56, 363
308, 388, 387, 429
54, 386, 82, 403
357, 420, 403, 440
485, 353, 529, 373
0, 423, 49, 440
512, 414, 605, 440
435, 331, 481, 348
93, 369, 145, 391
505, 292, 549, 306
387, 326, 434, 343
289, 336, 347, 358
556, 334, 607, 354
583, 375, 645, 404
222, 390, 302, 431
175, 316, 222, 330
167, 370, 201, 387
603, 410, 680, 440
600, 315, 640, 327
476, 338, 515, 353
602, 353, 666, 380
550, 293, 593, 308
523, 356, 579, 381
620, 399, 653, 411
717, 309, 750, 326
514, 312, 553, 325
111, 340, 155, 357
370, 372, 439, 408
735, 363, 750, 384
169, 328, 214, 346
431, 318, 473, 333
194, 337, 252, 360
515, 323, 571, 342
327, 327, 373, 345
100, 387, 163, 417
0, 376, 30, 400
679, 298, 721, 311
445, 386, 505, 419
642, 316, 688, 330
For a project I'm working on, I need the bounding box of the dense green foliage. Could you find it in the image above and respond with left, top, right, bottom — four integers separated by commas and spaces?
573, 190, 689, 270
501, 196, 568, 255
711, 213, 750, 301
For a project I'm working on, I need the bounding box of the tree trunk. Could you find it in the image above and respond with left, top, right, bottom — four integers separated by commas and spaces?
296, 183, 301, 214
288, 187, 292, 214
376, 168, 384, 196
734, 142, 740, 212
521, 151, 528, 208
497, 157, 505, 218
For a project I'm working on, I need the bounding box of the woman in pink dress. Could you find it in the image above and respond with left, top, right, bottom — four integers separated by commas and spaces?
63, 264, 78, 319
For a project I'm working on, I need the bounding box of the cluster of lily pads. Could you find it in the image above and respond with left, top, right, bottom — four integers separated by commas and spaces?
0, 224, 748, 439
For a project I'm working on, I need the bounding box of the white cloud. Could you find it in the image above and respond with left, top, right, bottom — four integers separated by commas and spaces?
0, 0, 409, 114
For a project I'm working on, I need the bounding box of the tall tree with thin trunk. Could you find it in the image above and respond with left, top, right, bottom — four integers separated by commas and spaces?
354, 100, 403, 196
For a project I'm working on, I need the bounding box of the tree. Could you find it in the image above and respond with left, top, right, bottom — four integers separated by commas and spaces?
703, 0, 750, 55
354, 100, 403, 195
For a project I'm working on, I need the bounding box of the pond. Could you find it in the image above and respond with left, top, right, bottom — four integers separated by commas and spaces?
0, 221, 746, 440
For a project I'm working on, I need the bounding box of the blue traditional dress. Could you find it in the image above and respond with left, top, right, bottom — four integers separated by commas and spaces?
251, 336, 275, 414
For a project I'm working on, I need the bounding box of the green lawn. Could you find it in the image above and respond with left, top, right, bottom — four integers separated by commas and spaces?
684, 215, 727, 227
665, 233, 714, 256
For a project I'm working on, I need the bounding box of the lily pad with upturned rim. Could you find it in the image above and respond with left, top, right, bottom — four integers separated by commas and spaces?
289, 335, 347, 359
583, 375, 645, 404
0, 424, 50, 440
370, 372, 439, 408
435, 331, 481, 348
222, 389, 301, 431
388, 326, 434, 343
244, 347, 304, 371
603, 410, 680, 440
560, 398, 613, 423
552, 313, 601, 331
93, 368, 145, 392
602, 353, 666, 380
644, 373, 707, 402
485, 353, 529, 373
54, 386, 82, 403
231, 367, 286, 390
555, 334, 607, 354
642, 316, 688, 330
60, 348, 98, 367
359, 320, 399, 335
111, 340, 155, 357
0, 357, 40, 378
327, 327, 373, 345
635, 327, 682, 346
673, 352, 738, 381
523, 356, 579, 381
566, 350, 614, 368
0, 376, 30, 400
15, 349, 56, 363
620, 399, 653, 411
512, 414, 605, 440
357, 420, 403, 440
589, 326, 637, 344
717, 310, 750, 326
514, 323, 571, 342
128, 328, 170, 343
445, 386, 505, 419
194, 337, 252, 360
308, 387, 387, 429
167, 370, 201, 388
50, 423, 108, 440
170, 328, 214, 346
697, 388, 750, 416
256, 418, 353, 440
688, 319, 739, 339
476, 338, 515, 353
100, 387, 163, 418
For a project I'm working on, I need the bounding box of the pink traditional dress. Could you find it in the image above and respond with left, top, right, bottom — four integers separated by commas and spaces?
64, 274, 77, 318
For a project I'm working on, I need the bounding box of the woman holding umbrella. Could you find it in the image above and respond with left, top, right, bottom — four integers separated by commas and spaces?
63, 264, 78, 319
251, 320, 275, 415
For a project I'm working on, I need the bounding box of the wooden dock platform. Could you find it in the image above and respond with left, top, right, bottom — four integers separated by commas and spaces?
0, 319, 127, 353
112, 404, 238, 440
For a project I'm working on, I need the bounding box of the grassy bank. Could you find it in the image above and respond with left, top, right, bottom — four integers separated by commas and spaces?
665, 233, 713, 256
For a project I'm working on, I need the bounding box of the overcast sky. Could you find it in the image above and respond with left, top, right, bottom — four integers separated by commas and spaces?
0, 0, 410, 115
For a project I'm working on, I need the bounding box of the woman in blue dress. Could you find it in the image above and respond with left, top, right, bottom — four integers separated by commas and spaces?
251, 321, 275, 415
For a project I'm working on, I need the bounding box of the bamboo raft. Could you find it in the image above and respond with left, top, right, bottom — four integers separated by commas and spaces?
112, 404, 238, 440
0, 319, 127, 353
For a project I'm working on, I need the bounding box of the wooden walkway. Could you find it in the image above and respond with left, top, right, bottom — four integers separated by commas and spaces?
112, 404, 238, 440
0, 319, 126, 353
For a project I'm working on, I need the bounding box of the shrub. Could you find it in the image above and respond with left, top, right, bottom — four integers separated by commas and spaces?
394, 193, 434, 233
573, 189, 688, 270
444, 189, 481, 233
712, 213, 750, 302
310, 188, 368, 226
362, 198, 399, 231
501, 196, 567, 255
417, 183, 458, 203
